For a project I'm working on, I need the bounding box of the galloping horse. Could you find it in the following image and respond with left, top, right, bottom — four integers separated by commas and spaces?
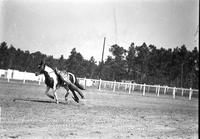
55, 68, 85, 102
35, 60, 85, 103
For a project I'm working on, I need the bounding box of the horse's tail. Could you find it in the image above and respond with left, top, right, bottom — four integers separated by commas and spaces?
75, 78, 85, 90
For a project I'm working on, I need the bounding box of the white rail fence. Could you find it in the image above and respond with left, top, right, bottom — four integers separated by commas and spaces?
80, 79, 198, 100
0, 69, 44, 85
0, 69, 198, 100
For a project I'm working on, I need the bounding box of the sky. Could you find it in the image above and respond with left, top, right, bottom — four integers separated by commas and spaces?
0, 0, 199, 62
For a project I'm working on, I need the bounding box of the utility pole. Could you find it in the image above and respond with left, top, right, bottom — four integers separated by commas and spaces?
101, 37, 106, 63
194, 24, 199, 49
99, 37, 106, 79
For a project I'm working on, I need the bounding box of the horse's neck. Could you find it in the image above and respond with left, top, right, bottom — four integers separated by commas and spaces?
43, 66, 56, 88
43, 66, 54, 79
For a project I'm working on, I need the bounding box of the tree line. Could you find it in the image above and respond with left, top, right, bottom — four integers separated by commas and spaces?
0, 41, 199, 89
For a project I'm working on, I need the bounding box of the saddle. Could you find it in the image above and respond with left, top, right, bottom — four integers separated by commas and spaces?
54, 68, 71, 86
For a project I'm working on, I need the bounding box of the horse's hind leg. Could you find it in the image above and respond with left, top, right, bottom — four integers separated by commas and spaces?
52, 85, 59, 104
53, 90, 59, 104
63, 85, 70, 101
65, 92, 69, 101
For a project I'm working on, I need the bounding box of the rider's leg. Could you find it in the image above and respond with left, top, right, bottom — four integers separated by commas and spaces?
68, 86, 79, 103
63, 85, 70, 101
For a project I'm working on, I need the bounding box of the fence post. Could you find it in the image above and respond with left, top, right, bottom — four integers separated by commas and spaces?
181, 89, 184, 96
84, 77, 87, 89
142, 84, 146, 96
113, 81, 116, 92
164, 86, 167, 95
155, 85, 157, 94
173, 87, 176, 99
128, 82, 132, 94
98, 79, 102, 91
189, 88, 193, 100
157, 85, 160, 96
23, 71, 26, 84
7, 70, 10, 82
38, 78, 41, 85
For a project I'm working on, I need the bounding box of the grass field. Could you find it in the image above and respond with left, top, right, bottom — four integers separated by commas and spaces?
0, 80, 198, 139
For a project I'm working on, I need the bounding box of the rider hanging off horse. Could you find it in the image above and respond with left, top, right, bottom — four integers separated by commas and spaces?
35, 60, 85, 103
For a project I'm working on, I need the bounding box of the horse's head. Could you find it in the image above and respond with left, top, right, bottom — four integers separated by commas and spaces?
35, 60, 46, 76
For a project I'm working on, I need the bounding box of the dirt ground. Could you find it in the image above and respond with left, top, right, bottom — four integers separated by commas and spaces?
0, 81, 198, 139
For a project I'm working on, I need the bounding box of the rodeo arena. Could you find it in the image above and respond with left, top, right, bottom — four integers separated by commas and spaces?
0, 67, 198, 139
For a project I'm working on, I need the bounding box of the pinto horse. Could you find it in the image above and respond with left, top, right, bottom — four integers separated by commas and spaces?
35, 61, 85, 103
55, 68, 85, 102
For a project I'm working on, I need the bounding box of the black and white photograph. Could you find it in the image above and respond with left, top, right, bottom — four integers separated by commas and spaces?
0, 0, 199, 138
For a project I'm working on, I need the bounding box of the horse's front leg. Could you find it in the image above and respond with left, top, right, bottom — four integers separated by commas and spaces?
45, 86, 54, 99
63, 85, 70, 101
